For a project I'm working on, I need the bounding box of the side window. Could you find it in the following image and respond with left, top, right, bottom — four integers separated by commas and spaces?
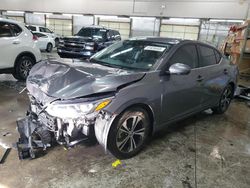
27, 25, 36, 31
34, 33, 47, 38
169, 44, 198, 69
39, 27, 46, 32
10, 24, 22, 36
114, 30, 121, 40
110, 30, 115, 40
45, 28, 52, 33
0, 22, 13, 38
214, 50, 221, 64
199, 45, 217, 67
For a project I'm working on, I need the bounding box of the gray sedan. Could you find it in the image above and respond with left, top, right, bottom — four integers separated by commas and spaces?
17, 37, 238, 159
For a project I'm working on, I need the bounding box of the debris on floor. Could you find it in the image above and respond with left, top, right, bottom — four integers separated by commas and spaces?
235, 85, 250, 103
112, 159, 122, 168
0, 147, 11, 164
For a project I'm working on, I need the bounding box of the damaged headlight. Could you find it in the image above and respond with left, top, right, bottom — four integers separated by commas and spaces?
45, 98, 111, 119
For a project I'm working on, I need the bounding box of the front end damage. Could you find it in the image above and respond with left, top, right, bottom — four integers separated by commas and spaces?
16, 60, 144, 159
16, 95, 116, 159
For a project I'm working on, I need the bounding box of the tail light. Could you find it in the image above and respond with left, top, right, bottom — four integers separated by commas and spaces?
33, 35, 38, 41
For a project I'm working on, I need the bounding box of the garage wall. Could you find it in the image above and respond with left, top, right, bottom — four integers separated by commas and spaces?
98, 16, 131, 39
131, 17, 160, 37
73, 15, 94, 34
25, 13, 45, 26
0, 0, 249, 19
160, 18, 200, 40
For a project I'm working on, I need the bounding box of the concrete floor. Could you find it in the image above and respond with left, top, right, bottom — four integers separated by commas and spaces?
0, 52, 250, 188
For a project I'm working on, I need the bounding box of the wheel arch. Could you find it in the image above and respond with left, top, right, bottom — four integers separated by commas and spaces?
114, 103, 155, 136
14, 51, 36, 68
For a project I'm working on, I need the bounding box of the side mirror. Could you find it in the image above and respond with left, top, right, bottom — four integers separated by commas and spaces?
168, 63, 191, 75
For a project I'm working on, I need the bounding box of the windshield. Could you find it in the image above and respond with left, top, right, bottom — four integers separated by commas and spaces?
90, 40, 172, 71
77, 28, 107, 40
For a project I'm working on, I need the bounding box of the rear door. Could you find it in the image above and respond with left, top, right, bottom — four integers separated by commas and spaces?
196, 44, 226, 108
161, 44, 204, 123
0, 22, 20, 69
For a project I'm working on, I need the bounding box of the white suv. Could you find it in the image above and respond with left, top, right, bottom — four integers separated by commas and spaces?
0, 18, 41, 80
26, 25, 60, 46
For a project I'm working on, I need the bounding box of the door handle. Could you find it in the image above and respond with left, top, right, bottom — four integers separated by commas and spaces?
196, 75, 204, 82
13, 41, 20, 45
224, 69, 228, 75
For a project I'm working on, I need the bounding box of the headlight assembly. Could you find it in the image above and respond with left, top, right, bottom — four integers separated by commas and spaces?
45, 98, 112, 119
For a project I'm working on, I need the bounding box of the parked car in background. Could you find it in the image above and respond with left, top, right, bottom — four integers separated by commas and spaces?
26, 25, 60, 46
0, 18, 41, 80
33, 32, 55, 52
17, 37, 238, 160
57, 25, 121, 59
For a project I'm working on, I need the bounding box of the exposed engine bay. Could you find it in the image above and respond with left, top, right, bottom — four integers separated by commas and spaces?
16, 93, 112, 159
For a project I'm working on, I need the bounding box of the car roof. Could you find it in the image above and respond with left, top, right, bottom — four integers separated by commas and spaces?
128, 37, 182, 45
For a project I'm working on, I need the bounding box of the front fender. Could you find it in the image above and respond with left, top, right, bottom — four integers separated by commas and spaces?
94, 111, 116, 152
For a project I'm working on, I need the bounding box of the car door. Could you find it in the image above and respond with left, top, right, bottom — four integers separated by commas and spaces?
196, 44, 225, 108
0, 21, 19, 69
161, 44, 204, 123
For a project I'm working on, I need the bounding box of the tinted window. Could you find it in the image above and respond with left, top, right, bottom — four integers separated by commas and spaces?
39, 27, 51, 33
27, 25, 36, 31
214, 50, 221, 63
0, 22, 12, 37
34, 33, 47, 38
199, 45, 217, 67
169, 45, 198, 69
10, 24, 22, 36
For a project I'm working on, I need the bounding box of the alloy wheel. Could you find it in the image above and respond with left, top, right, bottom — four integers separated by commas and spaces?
20, 59, 33, 78
220, 86, 232, 111
116, 115, 145, 153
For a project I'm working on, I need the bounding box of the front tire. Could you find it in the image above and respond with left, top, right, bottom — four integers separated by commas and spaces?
212, 85, 233, 114
13, 56, 35, 81
46, 43, 53, 52
107, 107, 151, 159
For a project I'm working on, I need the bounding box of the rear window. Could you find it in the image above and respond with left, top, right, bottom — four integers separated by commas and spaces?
0, 22, 12, 37
199, 45, 217, 67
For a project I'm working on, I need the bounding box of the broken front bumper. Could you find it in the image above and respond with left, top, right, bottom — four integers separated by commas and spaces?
16, 116, 50, 159
16, 110, 117, 160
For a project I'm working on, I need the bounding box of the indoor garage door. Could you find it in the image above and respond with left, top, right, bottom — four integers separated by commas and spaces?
46, 18, 72, 36
7, 16, 25, 23
160, 24, 199, 40
99, 20, 130, 39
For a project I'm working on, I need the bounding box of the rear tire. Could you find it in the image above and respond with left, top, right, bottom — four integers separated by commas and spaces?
13, 56, 35, 81
46, 43, 53, 52
212, 85, 233, 114
107, 107, 151, 159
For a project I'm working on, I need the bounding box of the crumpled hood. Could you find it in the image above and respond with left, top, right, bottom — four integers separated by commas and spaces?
27, 59, 145, 102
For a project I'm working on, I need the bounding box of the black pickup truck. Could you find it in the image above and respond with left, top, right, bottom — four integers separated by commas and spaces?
57, 26, 121, 58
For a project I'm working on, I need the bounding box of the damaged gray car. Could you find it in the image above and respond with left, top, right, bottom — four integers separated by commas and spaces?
16, 37, 238, 159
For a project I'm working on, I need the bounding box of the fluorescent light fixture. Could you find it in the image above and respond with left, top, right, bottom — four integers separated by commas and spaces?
210, 19, 244, 23
62, 13, 73, 17
34, 12, 52, 15
6, 10, 24, 14
169, 18, 200, 22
